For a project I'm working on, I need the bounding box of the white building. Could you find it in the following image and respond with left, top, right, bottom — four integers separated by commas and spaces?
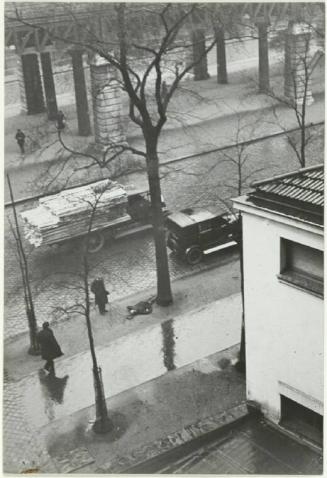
233, 164, 324, 446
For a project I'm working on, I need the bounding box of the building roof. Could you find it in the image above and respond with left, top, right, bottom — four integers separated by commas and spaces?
245, 164, 324, 226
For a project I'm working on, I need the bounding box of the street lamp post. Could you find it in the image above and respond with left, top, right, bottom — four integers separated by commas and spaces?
7, 174, 40, 356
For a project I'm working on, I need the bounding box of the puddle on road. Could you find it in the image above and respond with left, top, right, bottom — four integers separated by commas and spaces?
18, 294, 241, 429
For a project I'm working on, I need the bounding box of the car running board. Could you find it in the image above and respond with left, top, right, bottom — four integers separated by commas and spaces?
203, 240, 237, 255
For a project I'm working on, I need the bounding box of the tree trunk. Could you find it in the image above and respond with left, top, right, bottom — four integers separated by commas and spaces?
83, 257, 111, 433
192, 29, 210, 81
300, 66, 307, 168
146, 134, 173, 306
300, 125, 306, 167
257, 21, 270, 93
215, 27, 228, 84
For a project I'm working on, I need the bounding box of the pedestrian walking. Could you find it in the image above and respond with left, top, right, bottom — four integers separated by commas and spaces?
91, 278, 110, 315
15, 129, 25, 155
56, 110, 66, 131
37, 322, 63, 376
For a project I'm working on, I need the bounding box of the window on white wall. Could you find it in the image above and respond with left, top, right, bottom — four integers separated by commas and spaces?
279, 239, 323, 297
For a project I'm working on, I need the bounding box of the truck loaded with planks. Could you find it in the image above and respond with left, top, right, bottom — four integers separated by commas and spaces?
21, 178, 165, 253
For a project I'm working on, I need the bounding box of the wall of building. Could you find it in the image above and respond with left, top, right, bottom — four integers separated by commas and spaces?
242, 211, 323, 423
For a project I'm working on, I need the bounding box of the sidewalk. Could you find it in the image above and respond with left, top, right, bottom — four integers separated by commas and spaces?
5, 253, 241, 379
40, 346, 246, 474
4, 343, 246, 473
4, 259, 244, 473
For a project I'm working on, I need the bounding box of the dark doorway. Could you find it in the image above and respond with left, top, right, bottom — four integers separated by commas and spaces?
280, 395, 323, 446
21, 53, 45, 114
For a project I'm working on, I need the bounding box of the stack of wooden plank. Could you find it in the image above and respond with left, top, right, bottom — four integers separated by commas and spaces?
21, 179, 130, 247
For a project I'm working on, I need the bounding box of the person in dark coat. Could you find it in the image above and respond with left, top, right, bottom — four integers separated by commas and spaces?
91, 278, 110, 315
15, 129, 25, 154
56, 110, 66, 131
37, 322, 63, 376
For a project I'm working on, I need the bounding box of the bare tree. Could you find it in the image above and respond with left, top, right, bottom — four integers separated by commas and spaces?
9, 3, 221, 307
50, 181, 124, 433
80, 183, 112, 433
265, 21, 322, 168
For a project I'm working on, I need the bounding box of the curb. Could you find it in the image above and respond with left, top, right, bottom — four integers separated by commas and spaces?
126, 102, 276, 140
100, 402, 248, 474
161, 120, 325, 167
125, 81, 325, 139
4, 247, 239, 345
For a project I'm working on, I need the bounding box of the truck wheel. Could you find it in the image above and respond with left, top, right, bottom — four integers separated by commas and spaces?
87, 231, 105, 253
185, 246, 203, 265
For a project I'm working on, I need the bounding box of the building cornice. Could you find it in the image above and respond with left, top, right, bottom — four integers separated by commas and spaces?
233, 196, 324, 237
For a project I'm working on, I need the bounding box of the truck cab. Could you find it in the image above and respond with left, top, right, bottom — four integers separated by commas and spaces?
127, 190, 167, 223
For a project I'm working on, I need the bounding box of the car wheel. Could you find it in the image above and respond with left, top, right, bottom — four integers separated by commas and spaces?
87, 231, 105, 253
185, 246, 203, 265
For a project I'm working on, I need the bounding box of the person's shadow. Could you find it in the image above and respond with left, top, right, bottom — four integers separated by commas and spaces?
38, 370, 69, 403
38, 370, 69, 420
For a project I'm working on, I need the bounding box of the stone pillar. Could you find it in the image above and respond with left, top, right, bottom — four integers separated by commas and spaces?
284, 22, 314, 105
257, 19, 270, 93
16, 54, 27, 114
40, 51, 58, 120
89, 54, 125, 145
192, 28, 210, 81
21, 53, 45, 114
70, 49, 91, 136
316, 16, 325, 51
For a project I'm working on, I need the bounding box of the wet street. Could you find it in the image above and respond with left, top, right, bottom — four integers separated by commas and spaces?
151, 417, 323, 474
17, 293, 241, 429
4, 128, 324, 340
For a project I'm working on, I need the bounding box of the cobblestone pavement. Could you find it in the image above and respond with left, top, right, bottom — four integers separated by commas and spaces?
4, 129, 324, 340
3, 379, 57, 473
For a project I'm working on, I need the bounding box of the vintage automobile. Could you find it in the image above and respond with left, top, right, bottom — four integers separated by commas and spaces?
166, 208, 241, 265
